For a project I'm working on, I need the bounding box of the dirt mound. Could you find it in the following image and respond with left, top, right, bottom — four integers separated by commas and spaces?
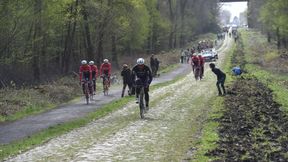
207, 77, 288, 161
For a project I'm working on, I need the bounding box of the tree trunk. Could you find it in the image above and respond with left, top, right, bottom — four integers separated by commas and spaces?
62, 0, 78, 74
82, 1, 94, 61
96, 32, 104, 66
32, 0, 43, 82
267, 31, 271, 43
168, 0, 174, 49
111, 34, 118, 67
276, 27, 280, 49
179, 0, 188, 47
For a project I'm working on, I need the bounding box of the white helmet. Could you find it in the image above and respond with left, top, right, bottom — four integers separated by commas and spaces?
89, 61, 94, 65
81, 60, 87, 65
103, 59, 109, 63
137, 58, 145, 65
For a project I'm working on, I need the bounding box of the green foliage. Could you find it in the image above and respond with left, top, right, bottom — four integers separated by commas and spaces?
260, 0, 288, 36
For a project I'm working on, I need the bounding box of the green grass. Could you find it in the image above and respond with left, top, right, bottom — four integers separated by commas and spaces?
241, 30, 288, 112
159, 64, 180, 74
192, 97, 223, 162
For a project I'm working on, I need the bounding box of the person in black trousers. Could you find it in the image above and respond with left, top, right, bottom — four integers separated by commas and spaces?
121, 64, 133, 97
209, 63, 226, 96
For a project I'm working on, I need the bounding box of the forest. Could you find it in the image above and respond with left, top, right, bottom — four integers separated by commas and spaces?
1, 0, 287, 87
0, 0, 219, 86
248, 0, 288, 49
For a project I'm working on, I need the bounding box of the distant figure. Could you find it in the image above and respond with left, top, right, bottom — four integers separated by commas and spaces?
150, 54, 156, 76
180, 49, 185, 63
209, 63, 226, 96
232, 66, 242, 76
154, 58, 160, 77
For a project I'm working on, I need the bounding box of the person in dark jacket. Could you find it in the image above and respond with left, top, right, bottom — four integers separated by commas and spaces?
209, 63, 226, 96
121, 64, 133, 97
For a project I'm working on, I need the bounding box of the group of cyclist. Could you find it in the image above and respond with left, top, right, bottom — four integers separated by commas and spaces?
79, 59, 111, 95
79, 58, 153, 109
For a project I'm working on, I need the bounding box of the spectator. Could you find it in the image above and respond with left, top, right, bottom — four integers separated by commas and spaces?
209, 63, 226, 96
232, 66, 242, 76
121, 64, 133, 97
154, 58, 160, 77
150, 54, 156, 77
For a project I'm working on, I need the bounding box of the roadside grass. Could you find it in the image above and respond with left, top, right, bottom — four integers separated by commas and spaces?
194, 29, 288, 161
192, 97, 223, 162
241, 31, 288, 112
0, 70, 184, 161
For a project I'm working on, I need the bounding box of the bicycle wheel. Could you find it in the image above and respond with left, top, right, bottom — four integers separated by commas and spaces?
139, 87, 145, 119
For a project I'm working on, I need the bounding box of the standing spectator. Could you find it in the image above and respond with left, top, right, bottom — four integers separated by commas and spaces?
180, 49, 185, 63
154, 58, 160, 77
150, 54, 156, 77
121, 64, 132, 97
209, 63, 226, 96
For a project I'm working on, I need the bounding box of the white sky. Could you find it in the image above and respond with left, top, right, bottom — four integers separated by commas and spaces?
220, 2, 248, 21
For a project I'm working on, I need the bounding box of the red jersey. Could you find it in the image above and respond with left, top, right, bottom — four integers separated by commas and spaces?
90, 65, 98, 78
198, 55, 205, 66
191, 56, 200, 66
79, 64, 92, 81
100, 63, 111, 76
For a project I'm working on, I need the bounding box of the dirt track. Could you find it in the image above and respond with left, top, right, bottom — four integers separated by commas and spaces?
4, 36, 232, 161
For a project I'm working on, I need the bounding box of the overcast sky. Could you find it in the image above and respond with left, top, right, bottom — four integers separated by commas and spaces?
221, 2, 248, 21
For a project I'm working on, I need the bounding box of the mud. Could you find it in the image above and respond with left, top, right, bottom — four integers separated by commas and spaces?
207, 78, 288, 161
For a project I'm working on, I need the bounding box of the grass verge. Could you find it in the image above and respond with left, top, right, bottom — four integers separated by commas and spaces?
192, 97, 223, 162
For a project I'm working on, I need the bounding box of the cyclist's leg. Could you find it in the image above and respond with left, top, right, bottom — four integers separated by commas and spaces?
82, 82, 85, 94
88, 81, 93, 94
93, 79, 96, 92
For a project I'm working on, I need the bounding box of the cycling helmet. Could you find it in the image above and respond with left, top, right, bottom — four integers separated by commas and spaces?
137, 58, 145, 65
123, 64, 128, 67
81, 60, 87, 65
89, 61, 94, 65
103, 59, 109, 63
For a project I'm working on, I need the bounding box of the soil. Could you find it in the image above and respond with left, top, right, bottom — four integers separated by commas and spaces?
206, 32, 288, 162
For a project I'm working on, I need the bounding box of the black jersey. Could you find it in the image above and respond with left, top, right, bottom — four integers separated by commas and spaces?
132, 65, 153, 85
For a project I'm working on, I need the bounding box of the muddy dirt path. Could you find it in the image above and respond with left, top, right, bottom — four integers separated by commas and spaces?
4, 36, 232, 162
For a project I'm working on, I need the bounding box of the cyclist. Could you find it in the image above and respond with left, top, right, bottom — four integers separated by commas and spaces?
198, 54, 205, 79
79, 60, 92, 94
121, 64, 132, 97
191, 53, 200, 73
89, 61, 98, 94
100, 59, 111, 87
131, 58, 153, 109
209, 63, 226, 96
